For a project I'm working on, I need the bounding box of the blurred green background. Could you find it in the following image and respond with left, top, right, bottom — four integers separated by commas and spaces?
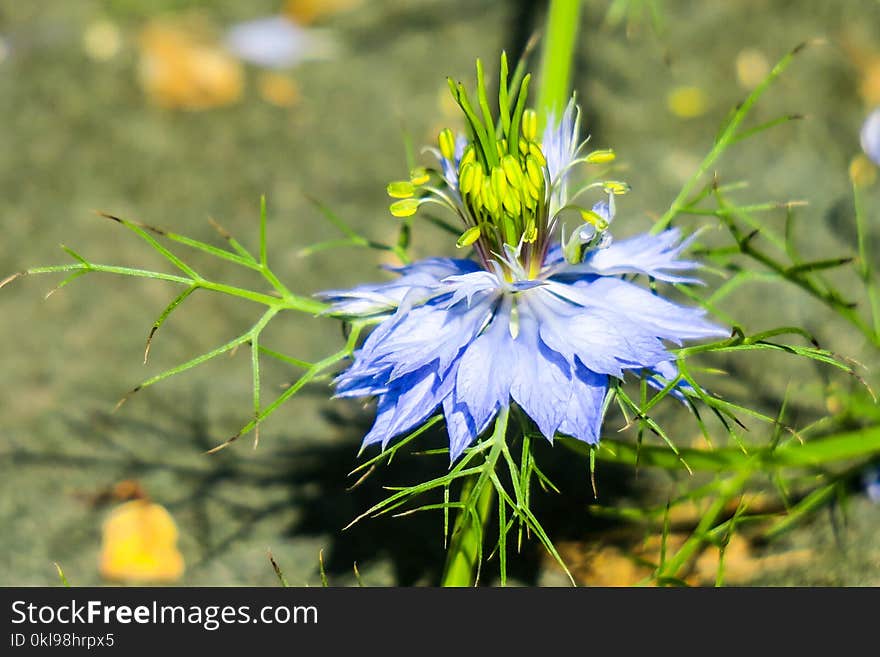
1, 0, 879, 586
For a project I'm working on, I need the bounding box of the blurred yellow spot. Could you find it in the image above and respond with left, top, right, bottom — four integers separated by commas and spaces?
257, 71, 300, 107
284, 0, 362, 24
100, 500, 184, 583
667, 86, 708, 119
735, 48, 769, 90
138, 20, 243, 110
83, 20, 122, 62
861, 61, 880, 107
850, 154, 877, 188
838, 35, 880, 106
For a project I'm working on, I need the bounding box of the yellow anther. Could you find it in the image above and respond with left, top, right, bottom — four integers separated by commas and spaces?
580, 209, 609, 231
585, 149, 616, 164
603, 180, 630, 195
491, 167, 508, 200
522, 109, 538, 142
523, 219, 537, 243
482, 178, 499, 214
460, 145, 476, 167
525, 155, 544, 189
410, 168, 430, 185
387, 181, 416, 198
528, 142, 546, 167
459, 162, 476, 194
502, 189, 520, 215
438, 128, 456, 161
456, 225, 482, 248
469, 185, 484, 212
389, 198, 420, 217
501, 155, 523, 189
525, 179, 541, 202
518, 138, 529, 157
471, 164, 484, 197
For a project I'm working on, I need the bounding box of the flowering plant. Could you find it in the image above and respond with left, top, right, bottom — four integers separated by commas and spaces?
324, 63, 726, 460
4, 1, 879, 586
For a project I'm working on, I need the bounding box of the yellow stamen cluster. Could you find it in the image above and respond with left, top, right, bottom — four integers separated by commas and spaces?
384, 54, 628, 279
455, 109, 547, 246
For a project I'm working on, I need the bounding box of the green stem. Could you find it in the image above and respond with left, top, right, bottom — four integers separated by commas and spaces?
536, 0, 582, 129
440, 477, 496, 587
24, 263, 328, 314
440, 407, 509, 586
656, 469, 752, 582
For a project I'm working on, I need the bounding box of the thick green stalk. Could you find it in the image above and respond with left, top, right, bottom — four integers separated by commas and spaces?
440, 477, 496, 587
536, 0, 582, 129
440, 407, 509, 586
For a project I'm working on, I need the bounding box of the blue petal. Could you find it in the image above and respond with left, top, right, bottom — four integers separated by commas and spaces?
443, 396, 493, 461
566, 228, 704, 284
318, 257, 479, 315
558, 365, 608, 444
334, 366, 391, 398
542, 242, 565, 268
527, 289, 669, 377
542, 96, 579, 185
443, 270, 503, 307
381, 294, 497, 380
546, 277, 729, 344
454, 297, 515, 430
542, 97, 581, 213
509, 304, 573, 440
361, 365, 448, 449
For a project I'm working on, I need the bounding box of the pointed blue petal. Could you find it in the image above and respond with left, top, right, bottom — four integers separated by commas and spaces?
382, 293, 497, 380
443, 396, 493, 461
509, 305, 573, 440
455, 297, 515, 429
361, 365, 448, 449
545, 277, 729, 344
565, 228, 704, 284
528, 289, 669, 377
318, 257, 479, 316
558, 365, 608, 444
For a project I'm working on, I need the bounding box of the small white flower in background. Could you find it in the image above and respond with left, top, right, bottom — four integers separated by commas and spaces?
225, 15, 338, 69
860, 108, 880, 166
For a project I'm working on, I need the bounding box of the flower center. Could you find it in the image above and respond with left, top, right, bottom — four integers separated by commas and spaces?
385, 54, 629, 280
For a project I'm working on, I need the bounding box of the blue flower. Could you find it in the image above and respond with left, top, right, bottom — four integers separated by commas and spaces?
322, 226, 725, 460
321, 61, 727, 460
